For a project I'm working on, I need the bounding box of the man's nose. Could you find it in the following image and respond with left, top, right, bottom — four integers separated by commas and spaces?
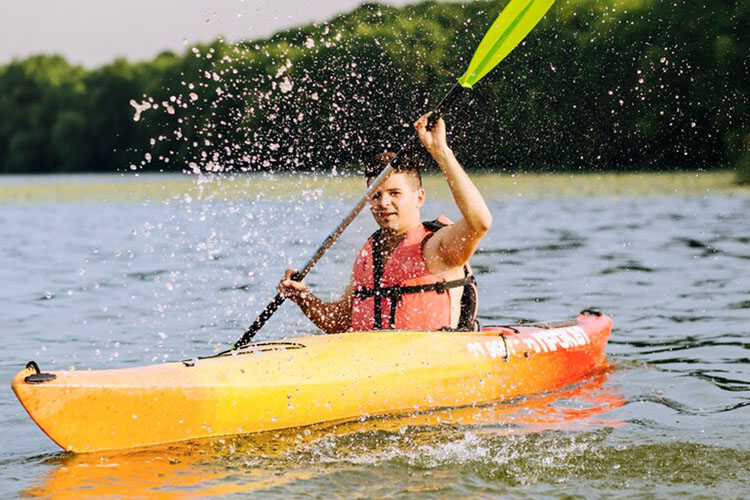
377, 193, 392, 206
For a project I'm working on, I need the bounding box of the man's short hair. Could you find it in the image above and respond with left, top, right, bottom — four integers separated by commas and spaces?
365, 151, 422, 188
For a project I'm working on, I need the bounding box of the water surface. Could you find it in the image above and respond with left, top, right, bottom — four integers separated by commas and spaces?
1, 173, 748, 498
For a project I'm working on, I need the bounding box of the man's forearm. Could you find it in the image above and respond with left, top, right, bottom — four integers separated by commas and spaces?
433, 147, 493, 234
292, 292, 351, 334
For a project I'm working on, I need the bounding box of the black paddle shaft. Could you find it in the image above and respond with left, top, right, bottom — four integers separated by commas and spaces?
233, 83, 467, 349
426, 83, 465, 130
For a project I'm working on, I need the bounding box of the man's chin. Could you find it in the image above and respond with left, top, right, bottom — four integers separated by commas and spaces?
376, 219, 400, 232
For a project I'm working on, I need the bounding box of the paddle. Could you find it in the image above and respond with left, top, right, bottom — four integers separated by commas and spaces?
233, 0, 556, 349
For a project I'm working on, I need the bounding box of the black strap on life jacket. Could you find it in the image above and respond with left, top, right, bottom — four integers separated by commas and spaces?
371, 228, 386, 329
354, 220, 479, 330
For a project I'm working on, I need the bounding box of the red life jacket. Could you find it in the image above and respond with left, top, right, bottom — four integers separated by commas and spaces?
350, 217, 478, 331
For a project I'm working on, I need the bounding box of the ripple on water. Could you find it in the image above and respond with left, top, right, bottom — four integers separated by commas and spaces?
20, 426, 750, 498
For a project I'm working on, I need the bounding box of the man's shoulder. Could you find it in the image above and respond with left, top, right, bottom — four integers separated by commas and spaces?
422, 215, 454, 234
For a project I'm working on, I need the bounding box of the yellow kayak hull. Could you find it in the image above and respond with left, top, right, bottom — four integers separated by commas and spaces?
12, 312, 611, 453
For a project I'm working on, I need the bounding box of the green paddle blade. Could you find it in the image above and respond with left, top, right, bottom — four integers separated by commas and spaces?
459, 0, 556, 88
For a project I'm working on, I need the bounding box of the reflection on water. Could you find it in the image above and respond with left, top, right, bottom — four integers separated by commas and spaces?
23, 372, 624, 499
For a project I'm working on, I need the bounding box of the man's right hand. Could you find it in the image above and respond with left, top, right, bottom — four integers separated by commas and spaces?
277, 268, 308, 303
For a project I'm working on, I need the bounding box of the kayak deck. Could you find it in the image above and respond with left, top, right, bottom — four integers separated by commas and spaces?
12, 311, 612, 453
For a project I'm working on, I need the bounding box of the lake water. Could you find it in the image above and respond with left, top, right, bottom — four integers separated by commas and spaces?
1, 173, 748, 498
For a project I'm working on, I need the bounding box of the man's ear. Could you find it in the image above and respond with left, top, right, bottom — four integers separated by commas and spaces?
416, 187, 426, 208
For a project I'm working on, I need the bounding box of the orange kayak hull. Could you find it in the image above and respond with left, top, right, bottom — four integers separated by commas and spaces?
12, 311, 612, 453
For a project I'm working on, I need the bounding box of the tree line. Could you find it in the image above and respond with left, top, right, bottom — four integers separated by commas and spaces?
0, 0, 747, 175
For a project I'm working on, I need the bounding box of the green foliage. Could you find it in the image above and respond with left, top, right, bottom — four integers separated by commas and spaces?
0, 0, 747, 174
735, 150, 750, 186
51, 110, 90, 171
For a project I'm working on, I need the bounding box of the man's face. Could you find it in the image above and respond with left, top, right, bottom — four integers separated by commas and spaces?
367, 172, 425, 233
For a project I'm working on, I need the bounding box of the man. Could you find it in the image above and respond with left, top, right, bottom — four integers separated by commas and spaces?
277, 113, 492, 332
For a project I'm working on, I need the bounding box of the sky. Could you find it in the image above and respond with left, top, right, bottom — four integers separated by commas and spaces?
0, 0, 420, 68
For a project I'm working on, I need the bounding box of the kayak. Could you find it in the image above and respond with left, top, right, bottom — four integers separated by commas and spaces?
12, 310, 611, 453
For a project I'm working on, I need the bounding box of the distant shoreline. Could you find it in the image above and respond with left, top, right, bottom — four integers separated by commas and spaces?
0, 171, 744, 204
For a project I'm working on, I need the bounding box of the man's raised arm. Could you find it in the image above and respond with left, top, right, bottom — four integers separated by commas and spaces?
415, 114, 493, 271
